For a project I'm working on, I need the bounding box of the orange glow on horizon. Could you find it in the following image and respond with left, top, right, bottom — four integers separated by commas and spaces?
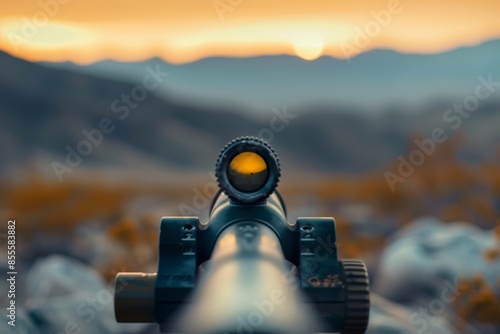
0, 0, 499, 64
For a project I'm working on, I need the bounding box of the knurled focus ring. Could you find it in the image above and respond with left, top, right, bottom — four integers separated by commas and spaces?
215, 137, 280, 203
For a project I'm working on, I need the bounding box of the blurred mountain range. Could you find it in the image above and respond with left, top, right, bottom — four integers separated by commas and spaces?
42, 39, 500, 112
1, 46, 500, 178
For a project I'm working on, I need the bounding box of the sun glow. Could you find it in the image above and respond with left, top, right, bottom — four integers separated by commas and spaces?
292, 37, 324, 61
1, 0, 500, 64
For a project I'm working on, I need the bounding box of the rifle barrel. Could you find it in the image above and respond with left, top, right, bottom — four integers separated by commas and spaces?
170, 221, 321, 334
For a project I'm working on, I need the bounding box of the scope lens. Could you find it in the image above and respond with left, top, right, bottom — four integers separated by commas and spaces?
228, 152, 268, 192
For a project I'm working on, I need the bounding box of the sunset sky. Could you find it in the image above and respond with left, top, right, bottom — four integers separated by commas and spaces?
0, 0, 499, 64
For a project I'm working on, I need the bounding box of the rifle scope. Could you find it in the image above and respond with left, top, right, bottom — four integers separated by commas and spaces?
215, 137, 280, 203
114, 137, 370, 334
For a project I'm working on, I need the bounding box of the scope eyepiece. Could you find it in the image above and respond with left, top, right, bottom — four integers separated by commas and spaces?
215, 137, 280, 203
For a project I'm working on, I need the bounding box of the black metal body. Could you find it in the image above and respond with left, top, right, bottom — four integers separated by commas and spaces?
114, 137, 370, 334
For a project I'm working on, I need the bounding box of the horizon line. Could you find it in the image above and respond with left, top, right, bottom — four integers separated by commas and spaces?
2, 37, 498, 66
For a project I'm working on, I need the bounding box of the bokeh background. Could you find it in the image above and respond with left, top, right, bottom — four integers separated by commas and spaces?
1, 1, 500, 333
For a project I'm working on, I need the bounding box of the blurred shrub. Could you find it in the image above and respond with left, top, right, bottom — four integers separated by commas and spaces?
315, 134, 497, 225
483, 222, 500, 262
454, 275, 500, 329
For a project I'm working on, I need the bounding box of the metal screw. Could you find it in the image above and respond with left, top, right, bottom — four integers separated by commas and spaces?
301, 225, 314, 232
